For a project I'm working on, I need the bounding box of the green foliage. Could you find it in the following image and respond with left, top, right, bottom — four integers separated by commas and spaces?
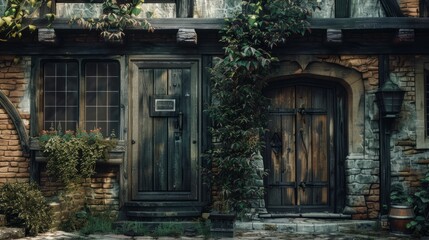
79, 214, 114, 235
117, 221, 149, 236
0, 182, 52, 236
0, 0, 53, 41
208, 0, 313, 217
408, 172, 429, 235
71, 0, 153, 41
59, 209, 90, 232
39, 128, 117, 187
152, 222, 184, 238
390, 183, 413, 205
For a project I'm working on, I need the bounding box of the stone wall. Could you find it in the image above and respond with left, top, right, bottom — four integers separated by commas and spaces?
391, 55, 429, 192
318, 55, 381, 219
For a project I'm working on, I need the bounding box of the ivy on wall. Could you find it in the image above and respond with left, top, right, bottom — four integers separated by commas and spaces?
208, 0, 316, 216
0, 0, 53, 41
0, 0, 152, 41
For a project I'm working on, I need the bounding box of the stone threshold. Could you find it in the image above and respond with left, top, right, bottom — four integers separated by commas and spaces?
259, 213, 352, 219
235, 218, 377, 234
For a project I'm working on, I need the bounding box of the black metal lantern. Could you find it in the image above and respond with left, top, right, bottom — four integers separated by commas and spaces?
375, 79, 405, 118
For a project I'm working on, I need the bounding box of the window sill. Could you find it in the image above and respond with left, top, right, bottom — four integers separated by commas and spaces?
29, 139, 125, 165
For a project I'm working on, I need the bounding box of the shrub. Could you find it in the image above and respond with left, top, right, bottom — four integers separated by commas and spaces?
0, 182, 52, 236
39, 128, 117, 186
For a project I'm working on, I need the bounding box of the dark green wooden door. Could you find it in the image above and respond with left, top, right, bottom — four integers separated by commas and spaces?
264, 83, 340, 212
130, 61, 199, 201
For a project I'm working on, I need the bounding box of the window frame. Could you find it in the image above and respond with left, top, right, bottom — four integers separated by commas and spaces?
415, 56, 429, 149
33, 56, 125, 139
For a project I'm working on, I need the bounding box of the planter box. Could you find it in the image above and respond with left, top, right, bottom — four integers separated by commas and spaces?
29, 139, 125, 165
209, 212, 235, 238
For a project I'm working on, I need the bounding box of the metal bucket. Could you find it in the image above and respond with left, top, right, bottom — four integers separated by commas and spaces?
388, 205, 415, 235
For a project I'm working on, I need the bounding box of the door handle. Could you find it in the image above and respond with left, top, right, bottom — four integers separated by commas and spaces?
177, 112, 183, 131
299, 181, 306, 192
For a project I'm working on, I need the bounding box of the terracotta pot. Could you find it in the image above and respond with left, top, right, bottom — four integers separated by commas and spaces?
389, 205, 415, 235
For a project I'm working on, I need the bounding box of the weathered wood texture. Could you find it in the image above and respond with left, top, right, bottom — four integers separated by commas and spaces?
38, 28, 57, 44
264, 83, 336, 212
176, 29, 197, 45
130, 60, 198, 201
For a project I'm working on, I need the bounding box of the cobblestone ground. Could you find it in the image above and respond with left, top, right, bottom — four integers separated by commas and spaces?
16, 230, 427, 240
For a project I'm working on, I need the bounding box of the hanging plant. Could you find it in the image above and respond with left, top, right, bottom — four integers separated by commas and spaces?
39, 128, 117, 187
208, 0, 317, 217
71, 0, 153, 41
0, 0, 54, 41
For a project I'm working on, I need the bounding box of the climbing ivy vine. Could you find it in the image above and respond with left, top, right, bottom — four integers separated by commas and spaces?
71, 0, 153, 41
0, 0, 53, 41
0, 0, 152, 41
208, 0, 316, 216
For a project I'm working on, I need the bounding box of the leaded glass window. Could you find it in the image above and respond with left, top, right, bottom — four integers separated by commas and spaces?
42, 60, 120, 136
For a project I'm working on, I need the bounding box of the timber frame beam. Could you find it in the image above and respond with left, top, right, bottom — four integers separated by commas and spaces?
31, 17, 429, 31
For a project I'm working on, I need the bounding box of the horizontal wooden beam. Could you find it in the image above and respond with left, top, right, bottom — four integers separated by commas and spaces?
33, 17, 429, 31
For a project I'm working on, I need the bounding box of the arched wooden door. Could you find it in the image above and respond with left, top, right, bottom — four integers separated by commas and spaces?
264, 80, 346, 213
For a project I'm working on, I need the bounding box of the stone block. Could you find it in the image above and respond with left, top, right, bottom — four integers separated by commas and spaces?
314, 223, 338, 233
355, 175, 376, 184
296, 224, 314, 233
346, 196, 366, 207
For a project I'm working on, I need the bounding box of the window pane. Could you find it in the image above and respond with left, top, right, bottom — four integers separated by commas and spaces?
67, 77, 79, 91
97, 77, 108, 91
108, 62, 119, 76
86, 92, 97, 106
86, 77, 97, 91
84, 61, 120, 136
108, 92, 120, 105
56, 3, 103, 18
194, 0, 240, 18
56, 92, 66, 105
67, 93, 78, 106
98, 107, 107, 121
137, 3, 176, 18
43, 61, 79, 131
56, 107, 65, 121
86, 107, 97, 121
98, 92, 107, 106
108, 77, 120, 91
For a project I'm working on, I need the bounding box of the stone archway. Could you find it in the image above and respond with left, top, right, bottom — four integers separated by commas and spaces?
269, 60, 365, 154
0, 90, 29, 154
264, 59, 367, 215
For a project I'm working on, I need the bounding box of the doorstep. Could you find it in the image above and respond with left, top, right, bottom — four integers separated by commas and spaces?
235, 218, 377, 234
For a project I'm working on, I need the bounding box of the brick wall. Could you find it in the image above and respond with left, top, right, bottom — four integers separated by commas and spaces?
39, 164, 120, 227
399, 0, 419, 17
0, 56, 30, 184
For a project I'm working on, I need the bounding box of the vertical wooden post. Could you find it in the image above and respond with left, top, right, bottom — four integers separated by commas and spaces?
176, 0, 193, 18
379, 55, 391, 215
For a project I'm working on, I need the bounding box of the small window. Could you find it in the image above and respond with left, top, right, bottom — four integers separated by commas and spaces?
425, 69, 429, 135
415, 57, 429, 148
42, 60, 120, 136
54, 0, 176, 18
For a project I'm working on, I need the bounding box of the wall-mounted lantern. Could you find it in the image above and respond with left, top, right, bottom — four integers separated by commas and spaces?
375, 79, 406, 119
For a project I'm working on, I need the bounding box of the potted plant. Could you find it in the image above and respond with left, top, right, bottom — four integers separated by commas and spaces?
407, 172, 429, 236
389, 183, 414, 235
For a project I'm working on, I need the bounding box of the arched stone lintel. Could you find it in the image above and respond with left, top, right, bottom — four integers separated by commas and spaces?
0, 90, 29, 154
267, 60, 365, 154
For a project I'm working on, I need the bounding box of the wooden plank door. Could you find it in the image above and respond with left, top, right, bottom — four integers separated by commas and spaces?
264, 83, 335, 212
130, 61, 199, 201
